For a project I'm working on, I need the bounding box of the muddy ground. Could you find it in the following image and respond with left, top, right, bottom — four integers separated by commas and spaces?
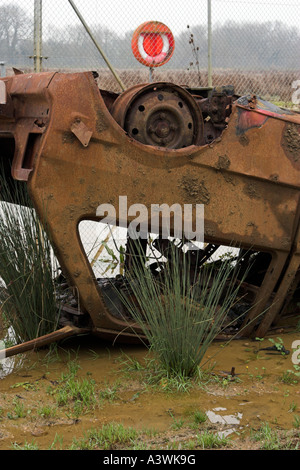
0, 322, 300, 452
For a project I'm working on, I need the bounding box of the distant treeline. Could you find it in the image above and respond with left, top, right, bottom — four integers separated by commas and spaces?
0, 3, 299, 71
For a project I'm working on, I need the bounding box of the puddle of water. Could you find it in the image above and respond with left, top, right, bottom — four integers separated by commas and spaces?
0, 326, 299, 449
206, 407, 243, 438
206, 408, 243, 425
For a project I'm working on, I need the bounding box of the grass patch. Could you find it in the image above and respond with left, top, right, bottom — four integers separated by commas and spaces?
293, 415, 300, 429
70, 422, 139, 450
48, 360, 97, 417
7, 398, 28, 420
0, 169, 59, 343
192, 410, 207, 425
197, 430, 230, 449
37, 404, 58, 419
99, 382, 120, 403
12, 440, 39, 450
118, 350, 238, 395
168, 410, 185, 430
280, 364, 300, 385
251, 422, 300, 450
118, 351, 195, 392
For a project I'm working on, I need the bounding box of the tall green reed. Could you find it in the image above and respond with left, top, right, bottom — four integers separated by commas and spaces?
0, 171, 59, 343
115, 239, 245, 378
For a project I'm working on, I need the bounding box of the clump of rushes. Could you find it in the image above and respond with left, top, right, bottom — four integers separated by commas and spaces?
0, 169, 59, 343
115, 239, 245, 379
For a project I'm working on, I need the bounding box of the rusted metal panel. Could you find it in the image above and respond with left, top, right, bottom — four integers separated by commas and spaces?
0, 71, 299, 342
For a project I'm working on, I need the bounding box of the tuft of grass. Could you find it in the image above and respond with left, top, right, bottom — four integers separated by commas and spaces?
57, 378, 96, 411
70, 422, 139, 450
99, 382, 120, 403
281, 366, 300, 385
47, 360, 97, 418
250, 422, 292, 450
168, 410, 185, 430
289, 401, 298, 413
118, 351, 194, 392
48, 433, 64, 450
293, 415, 300, 429
37, 405, 57, 419
115, 239, 246, 379
0, 169, 59, 343
197, 430, 230, 449
11, 440, 39, 450
192, 410, 207, 425
7, 398, 28, 420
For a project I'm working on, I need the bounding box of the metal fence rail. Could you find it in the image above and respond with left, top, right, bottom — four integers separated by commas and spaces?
0, 0, 299, 102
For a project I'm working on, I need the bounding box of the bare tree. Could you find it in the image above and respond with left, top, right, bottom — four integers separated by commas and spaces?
0, 3, 31, 59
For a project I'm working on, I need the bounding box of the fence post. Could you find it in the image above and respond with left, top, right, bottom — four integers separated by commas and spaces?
34, 0, 43, 72
207, 0, 212, 87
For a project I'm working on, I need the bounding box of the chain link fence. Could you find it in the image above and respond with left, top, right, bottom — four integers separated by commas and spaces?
0, 0, 299, 101
1, 0, 299, 277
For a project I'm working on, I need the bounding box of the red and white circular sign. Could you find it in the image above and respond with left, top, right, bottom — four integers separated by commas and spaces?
131, 21, 175, 68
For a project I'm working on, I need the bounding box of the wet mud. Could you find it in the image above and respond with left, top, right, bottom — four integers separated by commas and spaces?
0, 325, 300, 450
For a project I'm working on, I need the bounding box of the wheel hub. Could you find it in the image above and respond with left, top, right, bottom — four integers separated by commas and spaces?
111, 82, 203, 149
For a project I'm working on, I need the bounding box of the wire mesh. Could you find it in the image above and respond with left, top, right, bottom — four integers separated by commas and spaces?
0, 0, 299, 100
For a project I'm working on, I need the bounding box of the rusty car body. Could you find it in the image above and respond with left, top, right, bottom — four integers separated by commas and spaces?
0, 70, 299, 345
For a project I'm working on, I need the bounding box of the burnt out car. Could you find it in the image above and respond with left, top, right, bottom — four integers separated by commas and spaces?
0, 71, 299, 345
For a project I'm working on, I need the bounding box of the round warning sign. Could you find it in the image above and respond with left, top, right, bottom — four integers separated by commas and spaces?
131, 21, 175, 68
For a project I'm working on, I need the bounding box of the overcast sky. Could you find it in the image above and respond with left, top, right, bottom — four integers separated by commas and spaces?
3, 0, 300, 36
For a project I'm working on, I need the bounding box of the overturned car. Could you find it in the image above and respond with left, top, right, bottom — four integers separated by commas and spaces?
0, 70, 299, 348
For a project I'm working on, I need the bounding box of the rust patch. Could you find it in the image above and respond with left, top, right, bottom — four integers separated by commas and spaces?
239, 134, 250, 147
215, 155, 236, 185
222, 173, 237, 186
96, 110, 109, 133
270, 174, 279, 182
62, 131, 75, 144
178, 174, 210, 205
244, 182, 261, 200
216, 155, 231, 170
282, 123, 300, 169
